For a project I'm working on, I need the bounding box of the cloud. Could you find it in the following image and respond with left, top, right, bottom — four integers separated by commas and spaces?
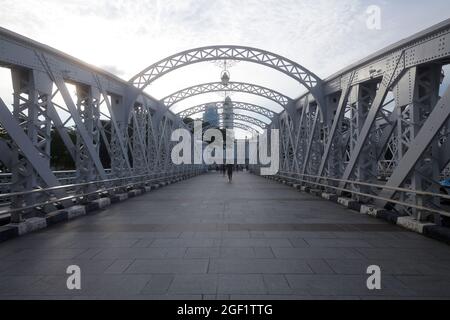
100, 64, 125, 77
1, 0, 449, 107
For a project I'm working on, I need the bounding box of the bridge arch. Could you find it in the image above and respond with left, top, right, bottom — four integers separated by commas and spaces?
200, 122, 260, 136
178, 101, 275, 121
162, 82, 291, 108
129, 46, 322, 96
189, 112, 267, 131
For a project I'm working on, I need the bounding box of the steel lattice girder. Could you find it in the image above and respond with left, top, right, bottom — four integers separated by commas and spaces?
188, 114, 265, 132
178, 101, 275, 120
202, 122, 260, 136
375, 73, 450, 208
162, 82, 292, 108
37, 53, 108, 180
0, 97, 64, 195
231, 114, 267, 129
94, 75, 132, 172
191, 113, 267, 130
0, 138, 12, 169
338, 51, 407, 187
129, 46, 322, 93
1, 20, 450, 219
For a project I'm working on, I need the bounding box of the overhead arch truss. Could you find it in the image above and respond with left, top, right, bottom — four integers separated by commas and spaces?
202, 122, 260, 136
162, 82, 291, 108
192, 113, 268, 130
178, 101, 275, 120
129, 46, 322, 94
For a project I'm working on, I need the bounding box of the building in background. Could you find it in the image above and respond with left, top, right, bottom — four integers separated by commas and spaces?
202, 103, 219, 127
222, 96, 234, 129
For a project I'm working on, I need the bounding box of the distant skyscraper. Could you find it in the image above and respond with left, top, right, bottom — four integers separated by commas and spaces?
203, 103, 219, 127
222, 97, 234, 129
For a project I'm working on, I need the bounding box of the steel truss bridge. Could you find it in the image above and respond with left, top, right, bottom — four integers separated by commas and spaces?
0, 19, 450, 242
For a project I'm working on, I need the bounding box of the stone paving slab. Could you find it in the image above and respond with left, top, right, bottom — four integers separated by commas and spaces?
0, 172, 450, 299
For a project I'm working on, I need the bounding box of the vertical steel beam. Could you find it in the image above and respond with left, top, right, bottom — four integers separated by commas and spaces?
376, 66, 445, 219
0, 139, 12, 169
37, 54, 107, 180
348, 82, 378, 200
339, 52, 406, 188
302, 105, 320, 175
94, 76, 131, 176
0, 95, 64, 222
75, 84, 101, 185
8, 68, 58, 220
317, 71, 356, 179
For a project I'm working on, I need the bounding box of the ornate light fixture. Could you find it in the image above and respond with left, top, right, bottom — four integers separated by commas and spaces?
221, 60, 231, 86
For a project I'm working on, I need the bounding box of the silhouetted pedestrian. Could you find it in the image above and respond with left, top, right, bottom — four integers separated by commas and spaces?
226, 164, 233, 182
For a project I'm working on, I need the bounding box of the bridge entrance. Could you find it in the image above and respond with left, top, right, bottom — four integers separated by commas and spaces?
0, 18, 450, 300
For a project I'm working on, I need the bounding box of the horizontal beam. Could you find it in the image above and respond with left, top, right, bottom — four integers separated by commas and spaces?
376, 85, 450, 206
163, 82, 291, 108
178, 101, 274, 120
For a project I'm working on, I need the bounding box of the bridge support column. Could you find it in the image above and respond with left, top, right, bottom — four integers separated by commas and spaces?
131, 103, 149, 175
110, 94, 129, 181
389, 65, 442, 220
146, 105, 157, 172
10, 69, 53, 222
292, 98, 307, 175
279, 114, 293, 173
75, 85, 101, 192
302, 103, 321, 177
320, 93, 340, 191
348, 82, 378, 202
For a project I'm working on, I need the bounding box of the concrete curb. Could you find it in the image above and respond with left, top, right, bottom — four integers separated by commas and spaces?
12, 217, 47, 236
337, 197, 360, 212
310, 189, 322, 197
0, 173, 201, 243
67, 205, 86, 220
377, 210, 404, 225
111, 193, 128, 204
322, 193, 338, 202
0, 225, 18, 242
423, 225, 450, 245
46, 210, 69, 226
397, 216, 434, 234
129, 189, 144, 198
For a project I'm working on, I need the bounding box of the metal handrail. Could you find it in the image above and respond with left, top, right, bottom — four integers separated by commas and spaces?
0, 169, 194, 199
269, 172, 450, 217
0, 169, 113, 177
0, 171, 200, 215
278, 171, 450, 201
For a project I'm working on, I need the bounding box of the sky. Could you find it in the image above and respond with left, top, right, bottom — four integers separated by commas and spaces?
0, 0, 450, 137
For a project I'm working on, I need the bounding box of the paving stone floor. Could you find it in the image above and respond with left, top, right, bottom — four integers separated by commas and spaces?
1, 172, 450, 300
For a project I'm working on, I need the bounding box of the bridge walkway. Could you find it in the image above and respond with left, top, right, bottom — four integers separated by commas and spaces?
1, 172, 450, 299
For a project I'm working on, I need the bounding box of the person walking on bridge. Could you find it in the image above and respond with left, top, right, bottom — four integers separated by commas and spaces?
226, 164, 234, 183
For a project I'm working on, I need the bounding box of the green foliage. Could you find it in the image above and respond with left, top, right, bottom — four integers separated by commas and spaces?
50, 128, 76, 170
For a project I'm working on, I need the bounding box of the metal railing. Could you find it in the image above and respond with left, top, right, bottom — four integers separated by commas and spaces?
0, 169, 115, 195
261, 170, 450, 218
0, 167, 205, 218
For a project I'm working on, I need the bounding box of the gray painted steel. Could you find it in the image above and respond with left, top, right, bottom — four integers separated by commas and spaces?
1, 19, 450, 223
